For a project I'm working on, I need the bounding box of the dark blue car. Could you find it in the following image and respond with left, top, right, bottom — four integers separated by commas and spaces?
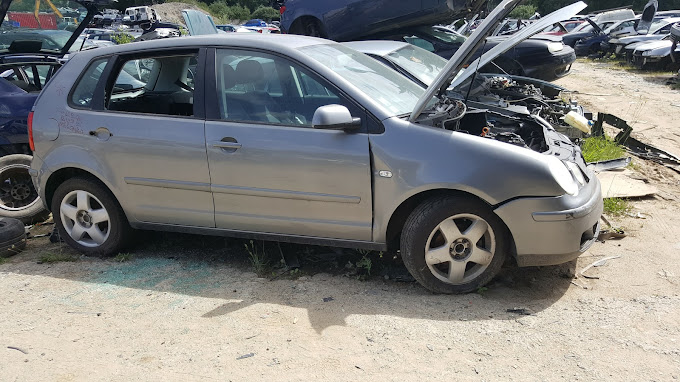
271, 0, 486, 41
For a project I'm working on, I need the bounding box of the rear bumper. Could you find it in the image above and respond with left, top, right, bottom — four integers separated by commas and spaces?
522, 50, 575, 81
494, 177, 603, 267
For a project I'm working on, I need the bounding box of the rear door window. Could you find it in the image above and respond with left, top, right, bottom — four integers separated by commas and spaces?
105, 52, 198, 116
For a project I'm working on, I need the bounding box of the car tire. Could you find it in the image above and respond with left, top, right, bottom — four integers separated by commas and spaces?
303, 18, 326, 38
400, 195, 509, 294
51, 177, 131, 256
0, 217, 27, 258
0, 154, 50, 225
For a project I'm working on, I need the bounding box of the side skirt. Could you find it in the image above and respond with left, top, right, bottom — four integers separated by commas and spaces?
130, 222, 388, 251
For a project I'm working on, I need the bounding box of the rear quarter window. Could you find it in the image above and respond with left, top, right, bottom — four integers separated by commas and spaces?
70, 58, 108, 108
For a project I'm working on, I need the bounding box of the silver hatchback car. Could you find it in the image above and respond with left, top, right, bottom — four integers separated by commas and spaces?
30, 1, 602, 294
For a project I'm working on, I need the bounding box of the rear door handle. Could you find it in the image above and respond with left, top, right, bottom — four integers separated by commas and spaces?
213, 142, 242, 149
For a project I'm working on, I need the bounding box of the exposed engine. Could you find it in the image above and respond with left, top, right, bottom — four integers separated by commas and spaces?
415, 74, 589, 155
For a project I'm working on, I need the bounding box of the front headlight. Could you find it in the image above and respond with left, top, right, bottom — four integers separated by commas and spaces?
548, 42, 564, 53
546, 157, 579, 196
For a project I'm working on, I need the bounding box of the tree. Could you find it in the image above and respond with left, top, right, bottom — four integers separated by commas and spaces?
250, 5, 279, 21
509, 4, 537, 19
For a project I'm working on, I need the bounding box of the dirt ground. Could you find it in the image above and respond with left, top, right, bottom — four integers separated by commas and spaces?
2, 60, 680, 381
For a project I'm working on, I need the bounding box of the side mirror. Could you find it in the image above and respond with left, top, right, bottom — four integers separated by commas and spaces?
312, 105, 361, 132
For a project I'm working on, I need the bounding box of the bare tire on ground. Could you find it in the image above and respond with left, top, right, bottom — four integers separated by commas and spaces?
400, 195, 510, 294
0, 154, 50, 224
0, 217, 27, 258
51, 177, 131, 256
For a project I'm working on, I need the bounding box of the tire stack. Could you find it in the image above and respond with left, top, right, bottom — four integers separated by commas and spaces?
0, 217, 26, 258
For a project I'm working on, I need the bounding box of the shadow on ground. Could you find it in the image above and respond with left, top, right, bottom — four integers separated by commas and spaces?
2, 228, 575, 332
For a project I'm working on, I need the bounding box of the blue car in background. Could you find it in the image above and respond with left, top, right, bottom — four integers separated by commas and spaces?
271, 0, 486, 41
243, 19, 268, 27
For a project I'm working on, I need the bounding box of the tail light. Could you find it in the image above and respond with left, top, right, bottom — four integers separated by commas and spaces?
280, 6, 286, 14
28, 111, 35, 151
258, 29, 263, 33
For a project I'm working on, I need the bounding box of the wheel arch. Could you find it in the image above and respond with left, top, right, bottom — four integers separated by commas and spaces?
44, 166, 125, 218
288, 15, 328, 38
384, 188, 516, 259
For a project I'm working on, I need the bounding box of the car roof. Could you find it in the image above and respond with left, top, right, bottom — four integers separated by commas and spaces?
342, 40, 409, 56
72, 34, 330, 59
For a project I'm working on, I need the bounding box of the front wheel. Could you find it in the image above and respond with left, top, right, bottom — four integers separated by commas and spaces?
51, 177, 131, 256
400, 196, 509, 294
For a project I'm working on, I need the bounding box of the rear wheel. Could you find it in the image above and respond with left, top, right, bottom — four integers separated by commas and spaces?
0, 154, 50, 224
400, 196, 509, 294
51, 177, 131, 256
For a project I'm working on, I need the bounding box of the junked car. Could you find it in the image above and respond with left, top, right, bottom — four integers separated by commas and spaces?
608, 17, 680, 57
271, 0, 487, 41
30, 0, 602, 294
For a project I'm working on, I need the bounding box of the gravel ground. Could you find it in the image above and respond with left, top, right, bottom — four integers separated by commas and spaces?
1, 60, 680, 381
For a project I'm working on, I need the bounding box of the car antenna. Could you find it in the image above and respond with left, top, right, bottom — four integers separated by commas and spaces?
463, 39, 487, 105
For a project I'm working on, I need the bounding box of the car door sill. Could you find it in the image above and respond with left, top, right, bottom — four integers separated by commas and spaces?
130, 222, 387, 251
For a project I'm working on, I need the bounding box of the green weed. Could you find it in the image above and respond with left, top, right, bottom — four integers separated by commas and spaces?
38, 253, 78, 264
245, 240, 269, 277
113, 253, 134, 263
581, 136, 626, 163
603, 197, 632, 216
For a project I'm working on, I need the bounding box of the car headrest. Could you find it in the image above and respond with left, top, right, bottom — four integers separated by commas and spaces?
235, 59, 264, 85
222, 64, 236, 89
8, 40, 43, 53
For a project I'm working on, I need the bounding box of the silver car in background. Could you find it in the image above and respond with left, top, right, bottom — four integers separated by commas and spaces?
29, 0, 602, 293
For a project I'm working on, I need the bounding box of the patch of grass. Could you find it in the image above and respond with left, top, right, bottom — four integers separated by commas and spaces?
113, 253, 134, 262
244, 240, 269, 277
603, 197, 632, 216
581, 136, 626, 163
0, 257, 7, 265
38, 253, 78, 264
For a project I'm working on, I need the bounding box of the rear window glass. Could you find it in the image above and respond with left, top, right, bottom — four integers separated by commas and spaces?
70, 58, 108, 108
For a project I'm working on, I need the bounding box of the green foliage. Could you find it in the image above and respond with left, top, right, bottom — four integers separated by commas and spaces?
580, 136, 626, 163
250, 5, 280, 21
112, 33, 135, 45
509, 4, 537, 19
603, 197, 632, 216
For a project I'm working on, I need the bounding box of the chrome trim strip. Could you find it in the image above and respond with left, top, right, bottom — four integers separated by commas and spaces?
211, 184, 361, 204
124, 177, 211, 192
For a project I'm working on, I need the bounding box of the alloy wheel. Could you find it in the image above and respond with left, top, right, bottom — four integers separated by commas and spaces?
424, 213, 496, 285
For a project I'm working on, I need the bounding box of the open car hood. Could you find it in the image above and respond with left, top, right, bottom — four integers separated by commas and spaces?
410, 0, 586, 121
182, 9, 220, 36
450, 1, 586, 89
636, 0, 658, 34
0, 0, 105, 55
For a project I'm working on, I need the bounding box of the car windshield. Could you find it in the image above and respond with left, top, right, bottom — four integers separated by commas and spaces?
300, 43, 434, 117
387, 44, 448, 86
0, 0, 85, 52
416, 26, 467, 44
649, 19, 669, 34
